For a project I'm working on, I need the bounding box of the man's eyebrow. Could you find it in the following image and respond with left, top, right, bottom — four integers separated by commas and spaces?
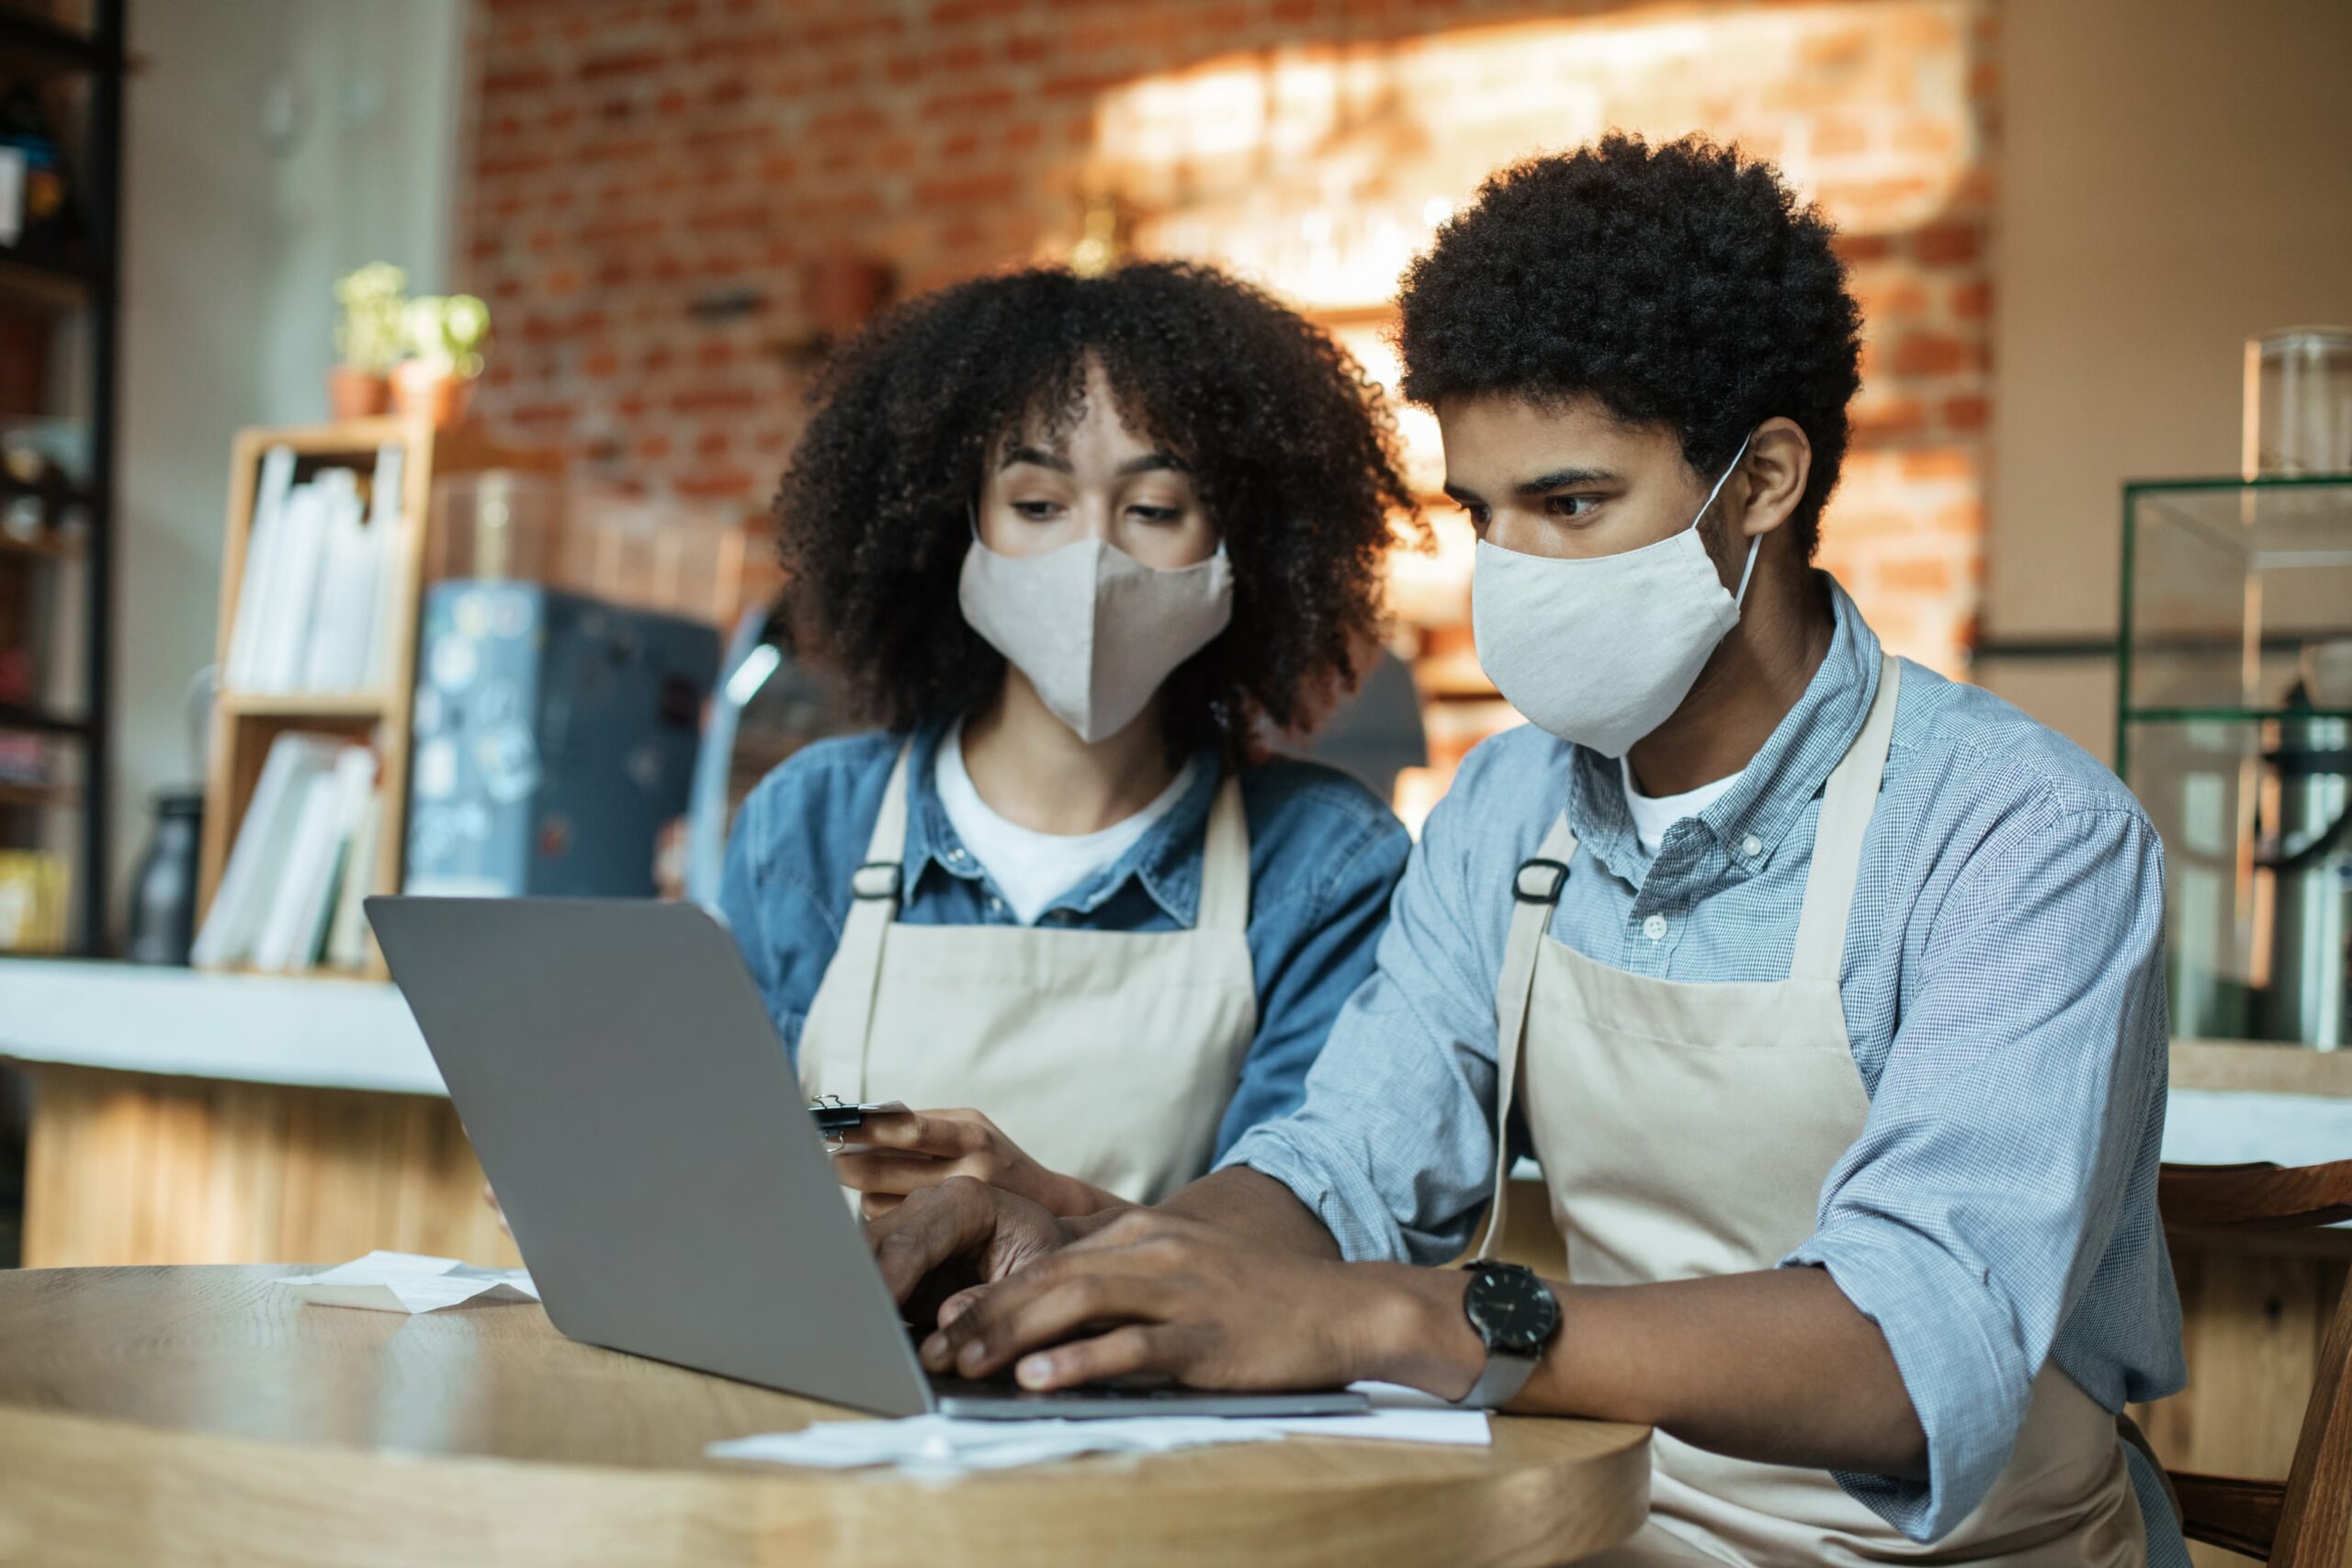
1516, 466, 1617, 493
1116, 452, 1190, 477
1000, 444, 1072, 473
1441, 480, 1483, 506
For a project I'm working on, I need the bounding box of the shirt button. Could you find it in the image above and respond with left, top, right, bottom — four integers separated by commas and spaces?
1642, 913, 1668, 942
987, 896, 1005, 916
1741, 834, 1763, 860
947, 847, 968, 864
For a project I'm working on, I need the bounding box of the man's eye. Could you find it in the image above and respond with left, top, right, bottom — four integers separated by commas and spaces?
1546, 494, 1600, 519
1459, 502, 1491, 533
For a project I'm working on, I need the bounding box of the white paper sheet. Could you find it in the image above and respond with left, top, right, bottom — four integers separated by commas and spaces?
706, 1382, 1488, 1475
709, 1414, 1283, 1476
273, 1249, 541, 1314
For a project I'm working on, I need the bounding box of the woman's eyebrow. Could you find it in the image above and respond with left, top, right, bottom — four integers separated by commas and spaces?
1116, 452, 1191, 477
999, 443, 1071, 472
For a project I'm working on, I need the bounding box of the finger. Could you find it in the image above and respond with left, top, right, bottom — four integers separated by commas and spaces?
832, 1151, 968, 1196
859, 1191, 902, 1220
866, 1177, 997, 1304
1015, 1324, 1193, 1392
855, 1111, 984, 1161
929, 1259, 1177, 1381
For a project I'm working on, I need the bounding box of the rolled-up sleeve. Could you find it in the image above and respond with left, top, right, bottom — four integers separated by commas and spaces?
1218, 739, 1523, 1264
1783, 802, 2169, 1541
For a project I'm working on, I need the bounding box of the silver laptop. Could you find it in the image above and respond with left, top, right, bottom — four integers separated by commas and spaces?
366, 896, 1366, 1421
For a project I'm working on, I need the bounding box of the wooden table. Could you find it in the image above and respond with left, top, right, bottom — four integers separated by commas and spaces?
0, 1266, 1652, 1568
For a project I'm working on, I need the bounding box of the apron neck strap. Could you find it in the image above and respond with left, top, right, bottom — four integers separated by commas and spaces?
1193, 773, 1251, 934
858, 743, 915, 882
1476, 810, 1579, 1260
1789, 655, 1902, 984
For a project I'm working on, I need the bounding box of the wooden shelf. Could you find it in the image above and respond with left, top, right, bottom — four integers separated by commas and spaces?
216, 691, 398, 720
0, 779, 76, 809
0, 251, 94, 312
198, 418, 566, 951
0, 700, 88, 737
0, 8, 114, 71
0, 529, 83, 562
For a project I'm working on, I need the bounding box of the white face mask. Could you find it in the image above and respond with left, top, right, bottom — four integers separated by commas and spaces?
1471, 432, 1758, 758
957, 534, 1234, 744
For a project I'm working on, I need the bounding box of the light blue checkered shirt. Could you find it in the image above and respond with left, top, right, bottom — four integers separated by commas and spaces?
1223, 579, 2188, 1556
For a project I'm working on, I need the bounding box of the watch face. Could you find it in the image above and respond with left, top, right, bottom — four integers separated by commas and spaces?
1464, 1264, 1561, 1355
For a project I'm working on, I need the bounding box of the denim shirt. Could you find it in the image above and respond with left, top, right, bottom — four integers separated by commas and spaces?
718, 723, 1411, 1162
1222, 580, 2187, 1553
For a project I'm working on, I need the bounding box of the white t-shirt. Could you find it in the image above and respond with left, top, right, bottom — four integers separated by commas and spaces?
935, 724, 1202, 925
1620, 756, 1741, 855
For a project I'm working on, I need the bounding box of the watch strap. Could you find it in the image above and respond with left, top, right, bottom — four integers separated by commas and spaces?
1453, 1344, 1538, 1410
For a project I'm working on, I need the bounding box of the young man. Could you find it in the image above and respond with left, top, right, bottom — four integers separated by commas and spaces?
868, 134, 2188, 1566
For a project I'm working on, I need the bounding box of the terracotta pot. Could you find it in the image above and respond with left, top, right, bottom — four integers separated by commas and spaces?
390, 360, 476, 429
326, 366, 391, 421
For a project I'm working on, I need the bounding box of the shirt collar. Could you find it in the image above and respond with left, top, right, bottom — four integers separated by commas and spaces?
899, 720, 1222, 925
1564, 574, 1882, 881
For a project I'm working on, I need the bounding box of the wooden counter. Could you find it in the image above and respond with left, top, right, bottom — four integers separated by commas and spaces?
0, 1265, 1652, 1567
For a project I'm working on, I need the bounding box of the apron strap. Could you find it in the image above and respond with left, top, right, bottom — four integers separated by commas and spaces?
1193, 773, 1251, 934
1476, 811, 1579, 1261
1790, 655, 1902, 984
811, 743, 914, 1100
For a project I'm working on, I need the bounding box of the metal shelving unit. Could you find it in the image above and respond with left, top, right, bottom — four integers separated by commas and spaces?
0, 0, 120, 957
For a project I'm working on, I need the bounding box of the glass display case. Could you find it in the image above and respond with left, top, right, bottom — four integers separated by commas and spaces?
2119, 476, 2352, 1047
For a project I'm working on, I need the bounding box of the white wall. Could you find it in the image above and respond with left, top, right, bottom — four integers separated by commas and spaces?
1979, 0, 2352, 758
113, 0, 465, 931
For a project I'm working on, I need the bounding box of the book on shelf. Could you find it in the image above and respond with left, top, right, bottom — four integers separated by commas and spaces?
193, 732, 383, 974
223, 444, 405, 699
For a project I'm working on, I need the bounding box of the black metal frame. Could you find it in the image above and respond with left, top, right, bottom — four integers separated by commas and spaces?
0, 0, 124, 956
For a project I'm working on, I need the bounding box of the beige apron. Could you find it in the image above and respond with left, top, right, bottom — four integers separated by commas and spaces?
1479, 659, 2147, 1566
798, 746, 1258, 1205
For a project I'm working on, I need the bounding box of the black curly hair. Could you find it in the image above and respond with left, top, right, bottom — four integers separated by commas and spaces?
775, 260, 1417, 761
1396, 132, 1863, 557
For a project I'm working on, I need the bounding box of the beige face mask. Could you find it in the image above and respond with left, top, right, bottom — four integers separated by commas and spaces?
957, 535, 1234, 744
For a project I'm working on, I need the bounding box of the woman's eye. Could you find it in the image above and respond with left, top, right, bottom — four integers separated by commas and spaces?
1128, 504, 1183, 525
1011, 501, 1062, 521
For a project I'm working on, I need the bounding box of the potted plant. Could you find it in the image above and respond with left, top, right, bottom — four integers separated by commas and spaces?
329, 263, 408, 420
390, 294, 491, 429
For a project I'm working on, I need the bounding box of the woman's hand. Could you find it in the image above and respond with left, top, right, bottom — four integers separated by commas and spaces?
832, 1109, 1125, 1219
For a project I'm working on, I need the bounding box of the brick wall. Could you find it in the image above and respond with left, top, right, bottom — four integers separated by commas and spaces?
463, 0, 1996, 736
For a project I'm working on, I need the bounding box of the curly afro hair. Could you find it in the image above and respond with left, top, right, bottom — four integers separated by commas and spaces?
1396, 132, 1863, 557
775, 260, 1417, 761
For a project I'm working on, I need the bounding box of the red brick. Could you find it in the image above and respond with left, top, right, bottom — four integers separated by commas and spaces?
581, 49, 665, 80
672, 388, 760, 413
1900, 447, 1973, 482
1942, 394, 1989, 431
1892, 332, 1967, 377
914, 172, 1017, 207
1951, 280, 1992, 320
483, 67, 557, 96
1913, 222, 1982, 266
675, 468, 758, 498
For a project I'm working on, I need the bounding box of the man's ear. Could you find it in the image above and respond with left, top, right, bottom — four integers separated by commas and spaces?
1736, 417, 1813, 540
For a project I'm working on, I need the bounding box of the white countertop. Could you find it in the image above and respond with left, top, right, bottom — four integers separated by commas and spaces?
0, 960, 442, 1095
4, 963, 2349, 1168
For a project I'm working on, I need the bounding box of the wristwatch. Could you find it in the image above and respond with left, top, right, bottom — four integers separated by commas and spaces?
1452, 1260, 1561, 1409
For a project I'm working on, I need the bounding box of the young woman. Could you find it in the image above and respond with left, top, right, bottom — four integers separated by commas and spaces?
719, 260, 1419, 1216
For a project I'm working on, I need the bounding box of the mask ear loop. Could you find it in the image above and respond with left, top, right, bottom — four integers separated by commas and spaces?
1695, 428, 1761, 610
